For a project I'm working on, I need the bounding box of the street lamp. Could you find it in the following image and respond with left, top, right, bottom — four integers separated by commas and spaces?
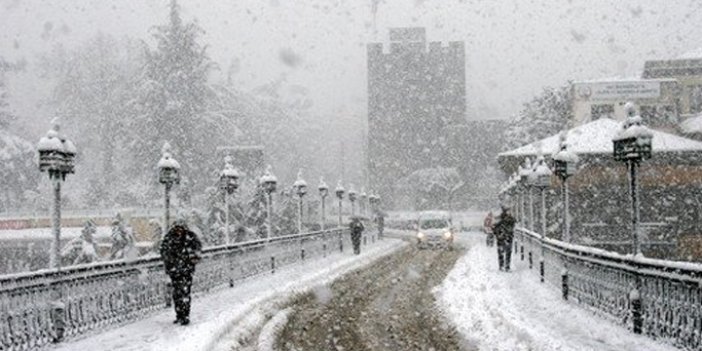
260, 165, 278, 240
518, 157, 533, 230
529, 154, 552, 283
335, 181, 345, 227
219, 155, 240, 244
613, 102, 653, 256
37, 118, 76, 270
529, 155, 552, 237
292, 170, 308, 234
348, 185, 357, 216
552, 132, 579, 243
368, 192, 379, 215
318, 177, 329, 230
158, 142, 181, 235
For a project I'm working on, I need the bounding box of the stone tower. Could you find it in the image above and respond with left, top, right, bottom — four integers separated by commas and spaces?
367, 27, 466, 208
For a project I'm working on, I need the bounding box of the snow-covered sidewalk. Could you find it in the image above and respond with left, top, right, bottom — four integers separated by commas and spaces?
435, 233, 679, 351
52, 238, 406, 351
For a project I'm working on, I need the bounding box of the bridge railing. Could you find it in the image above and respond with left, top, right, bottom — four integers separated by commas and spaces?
515, 227, 702, 351
0, 227, 375, 350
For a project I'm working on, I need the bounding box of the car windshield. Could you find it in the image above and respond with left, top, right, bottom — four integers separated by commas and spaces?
420, 219, 450, 229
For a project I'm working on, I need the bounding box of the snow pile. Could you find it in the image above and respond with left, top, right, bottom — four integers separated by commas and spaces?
434, 233, 678, 351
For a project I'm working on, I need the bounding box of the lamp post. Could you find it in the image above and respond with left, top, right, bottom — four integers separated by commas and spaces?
293, 170, 308, 234
335, 181, 345, 227
220, 156, 240, 244
260, 166, 278, 240
37, 118, 76, 270
552, 132, 579, 243
518, 158, 533, 230
530, 155, 552, 237
348, 185, 357, 217
157, 142, 181, 238
529, 155, 552, 283
613, 102, 653, 256
318, 177, 329, 230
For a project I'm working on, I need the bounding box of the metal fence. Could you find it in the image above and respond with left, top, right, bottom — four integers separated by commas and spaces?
0, 227, 375, 350
515, 227, 702, 351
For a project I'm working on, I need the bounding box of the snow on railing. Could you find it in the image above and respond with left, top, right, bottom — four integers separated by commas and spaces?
514, 227, 702, 351
0, 227, 378, 349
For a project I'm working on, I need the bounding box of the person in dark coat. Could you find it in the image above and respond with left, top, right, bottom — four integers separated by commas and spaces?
493, 205, 516, 272
349, 217, 365, 255
160, 220, 202, 325
375, 213, 385, 240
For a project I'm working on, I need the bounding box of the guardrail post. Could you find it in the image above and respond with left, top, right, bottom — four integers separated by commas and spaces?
339, 232, 344, 252
271, 256, 276, 274
301, 249, 305, 261
520, 245, 524, 261
561, 269, 568, 300
528, 252, 533, 269
323, 243, 327, 257
539, 259, 545, 283
630, 288, 643, 334
49, 288, 66, 343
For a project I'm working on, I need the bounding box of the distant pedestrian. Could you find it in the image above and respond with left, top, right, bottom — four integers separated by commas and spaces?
349, 217, 365, 255
493, 205, 516, 272
160, 220, 202, 325
375, 212, 385, 239
483, 211, 495, 247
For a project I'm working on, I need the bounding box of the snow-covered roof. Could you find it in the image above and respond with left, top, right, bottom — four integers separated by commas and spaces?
677, 48, 702, 60
499, 118, 702, 158
680, 113, 702, 134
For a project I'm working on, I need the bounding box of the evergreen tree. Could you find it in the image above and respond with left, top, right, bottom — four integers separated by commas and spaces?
134, 0, 213, 187
504, 84, 573, 150
0, 72, 39, 212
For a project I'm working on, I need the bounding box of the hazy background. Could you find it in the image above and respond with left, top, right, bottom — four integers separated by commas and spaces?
2, 0, 702, 184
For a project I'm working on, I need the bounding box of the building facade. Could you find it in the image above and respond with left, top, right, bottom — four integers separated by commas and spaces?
367, 27, 466, 208
571, 79, 680, 132
643, 58, 702, 116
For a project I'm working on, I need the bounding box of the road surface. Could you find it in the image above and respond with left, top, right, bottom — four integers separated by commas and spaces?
274, 244, 466, 350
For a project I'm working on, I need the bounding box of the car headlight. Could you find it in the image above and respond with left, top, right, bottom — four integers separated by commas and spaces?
417, 232, 425, 240
443, 231, 453, 240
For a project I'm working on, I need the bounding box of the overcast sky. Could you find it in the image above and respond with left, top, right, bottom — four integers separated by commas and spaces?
2, 0, 702, 126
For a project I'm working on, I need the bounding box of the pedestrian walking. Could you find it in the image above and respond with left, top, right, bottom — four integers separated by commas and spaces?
375, 212, 385, 240
483, 211, 495, 247
160, 219, 202, 325
349, 217, 364, 255
493, 205, 516, 272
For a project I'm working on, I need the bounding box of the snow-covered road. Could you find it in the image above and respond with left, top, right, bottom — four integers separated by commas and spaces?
435, 232, 679, 351
52, 238, 406, 351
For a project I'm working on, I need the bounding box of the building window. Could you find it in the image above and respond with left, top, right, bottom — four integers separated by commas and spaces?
689, 84, 702, 114
591, 104, 614, 120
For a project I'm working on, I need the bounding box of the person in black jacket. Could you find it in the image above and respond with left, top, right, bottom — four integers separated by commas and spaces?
349, 217, 365, 255
160, 220, 202, 325
493, 205, 516, 272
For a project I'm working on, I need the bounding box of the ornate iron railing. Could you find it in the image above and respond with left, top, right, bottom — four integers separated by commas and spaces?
0, 227, 375, 349
514, 227, 702, 351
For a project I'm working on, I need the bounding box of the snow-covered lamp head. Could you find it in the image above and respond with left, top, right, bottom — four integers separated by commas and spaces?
220, 155, 240, 195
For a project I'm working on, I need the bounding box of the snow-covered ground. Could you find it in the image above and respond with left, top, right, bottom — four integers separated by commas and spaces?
435, 233, 679, 351
53, 238, 406, 351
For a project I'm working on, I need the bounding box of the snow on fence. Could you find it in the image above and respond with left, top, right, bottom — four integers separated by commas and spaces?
0, 227, 374, 349
515, 227, 702, 351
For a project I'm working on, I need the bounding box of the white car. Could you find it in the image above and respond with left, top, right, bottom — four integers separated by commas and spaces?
416, 213, 454, 250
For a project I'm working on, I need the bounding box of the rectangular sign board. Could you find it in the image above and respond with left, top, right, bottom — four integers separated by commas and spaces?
575, 80, 661, 101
